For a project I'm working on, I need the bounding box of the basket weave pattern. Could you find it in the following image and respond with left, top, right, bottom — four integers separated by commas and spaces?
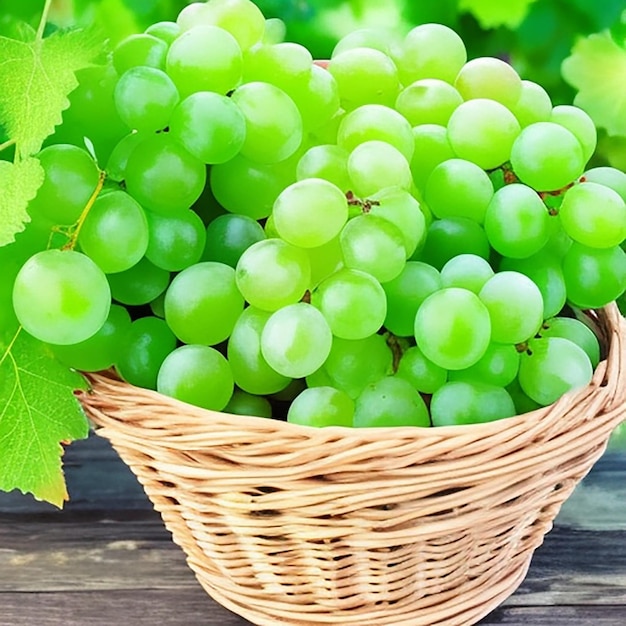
80, 304, 626, 626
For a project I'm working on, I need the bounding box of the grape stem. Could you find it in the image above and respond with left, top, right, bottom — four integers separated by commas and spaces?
385, 333, 404, 373
0, 138, 16, 153
62, 169, 106, 251
36, 0, 54, 40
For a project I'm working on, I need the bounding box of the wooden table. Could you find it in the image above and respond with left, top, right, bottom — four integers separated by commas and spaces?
1, 434, 625, 626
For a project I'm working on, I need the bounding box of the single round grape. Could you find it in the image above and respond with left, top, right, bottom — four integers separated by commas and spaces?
273, 179, 348, 248
583, 166, 626, 202
354, 376, 430, 428
288, 387, 354, 428
107, 257, 170, 306
478, 272, 544, 344
332, 28, 396, 58
395, 79, 463, 127
410, 124, 455, 190
115, 316, 177, 390
511, 80, 552, 127
197, 0, 265, 50
145, 21, 181, 45
430, 381, 516, 426
414, 287, 491, 370
396, 345, 447, 394
224, 389, 272, 418
150, 292, 166, 319
506, 377, 542, 415
312, 268, 386, 340
105, 131, 147, 182
440, 254, 494, 293
13, 250, 110, 345
455, 57, 522, 108
540, 317, 600, 368
203, 213, 265, 268
448, 343, 520, 387
519, 336, 593, 406
112, 34, 168, 74
243, 41, 312, 88
296, 144, 351, 191
169, 91, 246, 164
157, 345, 234, 411
550, 104, 597, 163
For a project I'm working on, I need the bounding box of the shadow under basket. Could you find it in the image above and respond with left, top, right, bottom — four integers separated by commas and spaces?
80, 303, 626, 626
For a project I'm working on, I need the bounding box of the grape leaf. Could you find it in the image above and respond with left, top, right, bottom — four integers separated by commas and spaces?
0, 157, 45, 247
459, 0, 539, 29
0, 330, 89, 508
0, 26, 100, 158
561, 31, 626, 137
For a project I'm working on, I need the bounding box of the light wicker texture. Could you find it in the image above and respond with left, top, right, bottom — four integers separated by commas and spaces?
80, 304, 626, 626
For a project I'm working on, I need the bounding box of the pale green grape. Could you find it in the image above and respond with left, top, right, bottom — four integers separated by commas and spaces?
550, 105, 597, 163
540, 317, 600, 368
296, 145, 351, 191
235, 239, 310, 311
243, 41, 312, 88
224, 389, 272, 418
425, 158, 494, 223
106, 131, 146, 182
273, 179, 348, 248
176, 2, 207, 29
410, 124, 455, 190
519, 336, 593, 406
559, 182, 626, 249
446, 99, 521, 169
13, 250, 110, 345
354, 377, 430, 428
263, 18, 286, 45
414, 287, 491, 370
440, 254, 494, 293
288, 387, 354, 428
157, 344, 234, 411
312, 268, 386, 340
478, 272, 544, 344
455, 57, 522, 108
332, 28, 396, 58
145, 21, 181, 45
383, 262, 441, 337
395, 79, 462, 126
306, 237, 344, 289
113, 34, 168, 74
510, 80, 552, 127
506, 378, 541, 415
107, 257, 170, 306
484, 183, 550, 258
79, 190, 149, 274
430, 381, 516, 426
448, 343, 520, 387
396, 345, 447, 394
227, 306, 291, 394
203, 213, 265, 268
196, 0, 265, 50
583, 167, 626, 202
165, 262, 244, 345
115, 316, 177, 390
260, 302, 332, 378
510, 122, 584, 191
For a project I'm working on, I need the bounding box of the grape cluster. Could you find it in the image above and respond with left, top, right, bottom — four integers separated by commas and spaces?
9, 0, 626, 428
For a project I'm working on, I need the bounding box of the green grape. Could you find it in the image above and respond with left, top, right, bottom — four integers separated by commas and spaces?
164, 261, 244, 345
116, 316, 177, 390
559, 182, 626, 249
150, 292, 166, 318
410, 124, 455, 190
169, 91, 246, 164
196, 0, 265, 50
519, 336, 593, 406
231, 82, 303, 164
396, 23, 467, 85
260, 303, 332, 378
455, 57, 522, 109
28, 144, 99, 225
448, 343, 520, 387
312, 268, 386, 340
327, 47, 400, 110
424, 158, 494, 223
114, 66, 179, 132
287, 387, 354, 428
562, 243, 626, 309
309, 109, 345, 146
105, 131, 146, 182
383, 262, 441, 337
510, 122, 584, 191
539, 316, 600, 368
210, 153, 296, 219
446, 99, 521, 169
395, 79, 463, 127
550, 105, 597, 163
419, 217, 490, 270
583, 167, 626, 202
347, 140, 412, 198
506, 377, 541, 415
125, 134, 206, 215
243, 41, 312, 88
337, 104, 414, 162
484, 183, 550, 258
332, 28, 396, 58
263, 18, 287, 45
78, 190, 149, 274
157, 344, 234, 411
296, 145, 351, 191
499, 250, 567, 319
510, 80, 552, 127
340, 214, 406, 283
235, 239, 310, 311
430, 381, 516, 426
440, 254, 494, 293
176, 2, 207, 29
414, 287, 491, 370
306, 237, 343, 289
166, 25, 243, 97
227, 306, 291, 394
51, 304, 131, 373
273, 179, 348, 248
203, 213, 265, 268
145, 209, 206, 272
354, 376, 430, 428
13, 250, 110, 346
107, 257, 170, 306
112, 34, 168, 74
145, 21, 181, 45
478, 272, 544, 344
224, 389, 272, 418
396, 345, 447, 394
320, 334, 392, 399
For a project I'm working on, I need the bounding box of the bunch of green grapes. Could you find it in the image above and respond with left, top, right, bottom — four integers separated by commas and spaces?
10, 0, 626, 429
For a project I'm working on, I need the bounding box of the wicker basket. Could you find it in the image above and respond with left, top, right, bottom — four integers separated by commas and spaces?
80, 303, 626, 626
